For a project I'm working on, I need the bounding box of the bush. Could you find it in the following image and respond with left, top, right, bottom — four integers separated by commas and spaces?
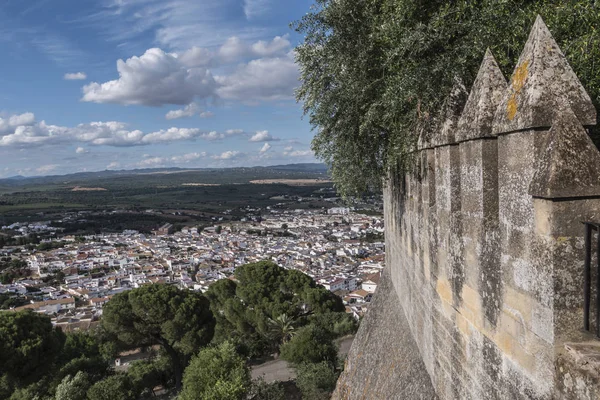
180, 342, 251, 400
295, 362, 339, 400
55, 372, 91, 400
280, 325, 337, 365
309, 312, 358, 338
86, 375, 137, 400
246, 378, 285, 400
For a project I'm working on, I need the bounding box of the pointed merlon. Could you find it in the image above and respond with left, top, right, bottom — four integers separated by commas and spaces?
529, 106, 600, 199
456, 49, 507, 142
431, 78, 469, 146
492, 15, 596, 135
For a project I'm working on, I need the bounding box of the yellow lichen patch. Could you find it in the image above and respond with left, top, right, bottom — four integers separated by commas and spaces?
507, 93, 518, 121
506, 60, 530, 121
512, 60, 530, 91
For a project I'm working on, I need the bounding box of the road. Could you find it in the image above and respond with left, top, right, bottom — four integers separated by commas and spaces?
251, 335, 355, 383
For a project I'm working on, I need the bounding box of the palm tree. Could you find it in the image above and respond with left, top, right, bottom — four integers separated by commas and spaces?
267, 313, 297, 345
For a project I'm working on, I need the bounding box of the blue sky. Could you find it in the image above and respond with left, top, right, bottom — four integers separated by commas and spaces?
0, 0, 317, 177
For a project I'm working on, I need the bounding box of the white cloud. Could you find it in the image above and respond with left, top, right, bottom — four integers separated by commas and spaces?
138, 127, 203, 145
0, 112, 246, 147
177, 46, 214, 68
75, 147, 88, 154
106, 162, 120, 170
250, 36, 291, 57
94, 0, 271, 51
82, 48, 217, 106
165, 103, 215, 120
137, 152, 207, 167
0, 121, 65, 146
284, 146, 293, 152
36, 164, 59, 174
200, 131, 225, 141
216, 35, 290, 63
0, 113, 36, 134
226, 129, 244, 135
216, 53, 298, 102
171, 152, 206, 163
249, 130, 279, 142
64, 72, 87, 80
290, 150, 313, 157
200, 129, 243, 141
68, 121, 145, 146
137, 157, 165, 168
177, 35, 291, 68
243, 0, 271, 20
165, 103, 200, 120
212, 150, 242, 160
82, 36, 295, 107
259, 143, 271, 153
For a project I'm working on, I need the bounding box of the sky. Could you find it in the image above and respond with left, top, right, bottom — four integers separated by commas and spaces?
0, 0, 318, 177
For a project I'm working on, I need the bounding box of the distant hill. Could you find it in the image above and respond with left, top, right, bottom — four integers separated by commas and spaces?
0, 164, 330, 192
0, 163, 335, 219
267, 163, 329, 172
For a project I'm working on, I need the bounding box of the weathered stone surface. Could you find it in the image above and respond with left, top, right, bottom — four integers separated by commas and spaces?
456, 49, 507, 142
556, 342, 600, 399
332, 268, 437, 400
529, 107, 600, 199
459, 139, 501, 327
492, 15, 596, 135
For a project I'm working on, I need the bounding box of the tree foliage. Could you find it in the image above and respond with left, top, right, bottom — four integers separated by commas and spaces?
127, 357, 173, 398
179, 342, 251, 400
309, 312, 359, 338
206, 261, 345, 357
266, 314, 297, 345
295, 362, 340, 400
86, 375, 137, 400
55, 372, 92, 400
100, 284, 215, 390
0, 311, 64, 389
295, 0, 600, 197
280, 324, 338, 365
246, 378, 286, 400
0, 313, 115, 399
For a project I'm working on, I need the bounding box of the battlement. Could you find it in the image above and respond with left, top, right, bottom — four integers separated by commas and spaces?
336, 16, 600, 399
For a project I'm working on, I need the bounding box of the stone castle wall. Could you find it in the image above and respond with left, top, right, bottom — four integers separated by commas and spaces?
335, 16, 600, 400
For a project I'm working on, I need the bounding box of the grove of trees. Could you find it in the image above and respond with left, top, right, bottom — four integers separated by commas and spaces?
0, 261, 357, 399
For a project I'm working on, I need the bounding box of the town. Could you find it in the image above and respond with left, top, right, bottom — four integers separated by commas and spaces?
0, 206, 385, 331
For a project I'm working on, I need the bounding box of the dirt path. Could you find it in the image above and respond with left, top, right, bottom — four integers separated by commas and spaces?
250, 336, 355, 383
